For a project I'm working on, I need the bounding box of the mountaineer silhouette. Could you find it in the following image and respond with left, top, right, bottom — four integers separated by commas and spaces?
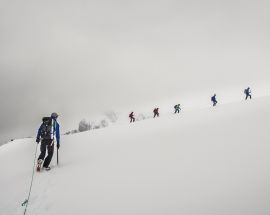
244, 87, 252, 100
211, 94, 218, 106
153, 108, 159, 118
129, 112, 135, 123
174, 104, 181, 114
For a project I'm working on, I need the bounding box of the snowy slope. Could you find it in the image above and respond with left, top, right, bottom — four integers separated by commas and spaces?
1, 97, 270, 215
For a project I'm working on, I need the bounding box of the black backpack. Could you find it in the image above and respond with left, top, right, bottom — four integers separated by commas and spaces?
40, 117, 52, 139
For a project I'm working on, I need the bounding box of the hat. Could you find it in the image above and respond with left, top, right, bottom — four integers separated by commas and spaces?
51, 112, 59, 119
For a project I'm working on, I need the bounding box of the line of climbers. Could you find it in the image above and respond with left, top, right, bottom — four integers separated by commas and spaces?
33, 87, 252, 171
130, 87, 252, 123
24, 86, 252, 214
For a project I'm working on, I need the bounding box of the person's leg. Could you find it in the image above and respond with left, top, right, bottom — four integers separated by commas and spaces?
38, 140, 47, 161
43, 141, 54, 168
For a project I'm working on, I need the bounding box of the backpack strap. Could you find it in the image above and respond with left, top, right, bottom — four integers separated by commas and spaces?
51, 119, 55, 140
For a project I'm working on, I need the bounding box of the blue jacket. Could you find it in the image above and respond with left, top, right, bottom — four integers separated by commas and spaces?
37, 118, 60, 145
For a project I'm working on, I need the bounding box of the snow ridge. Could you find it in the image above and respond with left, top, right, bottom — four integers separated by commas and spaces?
1, 97, 270, 215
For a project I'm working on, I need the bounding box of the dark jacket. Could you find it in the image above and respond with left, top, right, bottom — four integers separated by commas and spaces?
36, 118, 60, 145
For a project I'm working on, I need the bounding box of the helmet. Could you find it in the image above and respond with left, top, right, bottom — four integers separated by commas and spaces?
51, 112, 59, 119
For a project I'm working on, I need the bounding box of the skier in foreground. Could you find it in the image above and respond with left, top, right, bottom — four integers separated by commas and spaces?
36, 112, 60, 171
153, 108, 159, 118
244, 87, 252, 100
129, 112, 135, 123
211, 94, 218, 106
174, 104, 181, 114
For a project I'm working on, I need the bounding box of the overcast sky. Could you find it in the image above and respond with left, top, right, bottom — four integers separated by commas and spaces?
1, 0, 270, 144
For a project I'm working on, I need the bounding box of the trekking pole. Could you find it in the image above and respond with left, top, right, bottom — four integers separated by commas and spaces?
57, 147, 59, 165
22, 143, 38, 215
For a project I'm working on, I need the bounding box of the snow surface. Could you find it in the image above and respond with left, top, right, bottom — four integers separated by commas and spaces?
1, 97, 270, 215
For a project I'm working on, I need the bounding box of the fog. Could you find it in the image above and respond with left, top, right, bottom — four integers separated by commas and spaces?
1, 0, 270, 143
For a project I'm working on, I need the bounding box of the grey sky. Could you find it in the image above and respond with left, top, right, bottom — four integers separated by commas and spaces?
1, 0, 270, 143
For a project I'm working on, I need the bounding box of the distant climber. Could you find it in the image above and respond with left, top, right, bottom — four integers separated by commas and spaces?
153, 108, 159, 118
129, 112, 135, 123
211, 94, 218, 106
36, 112, 60, 171
244, 87, 252, 100
174, 104, 181, 114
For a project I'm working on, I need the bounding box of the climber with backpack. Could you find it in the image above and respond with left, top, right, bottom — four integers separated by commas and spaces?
211, 94, 218, 106
129, 112, 135, 123
244, 87, 252, 100
174, 104, 181, 114
153, 108, 159, 118
36, 112, 60, 171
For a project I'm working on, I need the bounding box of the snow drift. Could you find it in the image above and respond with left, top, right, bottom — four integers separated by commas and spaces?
1, 97, 270, 215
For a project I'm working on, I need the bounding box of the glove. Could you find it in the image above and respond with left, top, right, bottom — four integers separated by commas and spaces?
57, 143, 60, 149
36, 138, 40, 143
